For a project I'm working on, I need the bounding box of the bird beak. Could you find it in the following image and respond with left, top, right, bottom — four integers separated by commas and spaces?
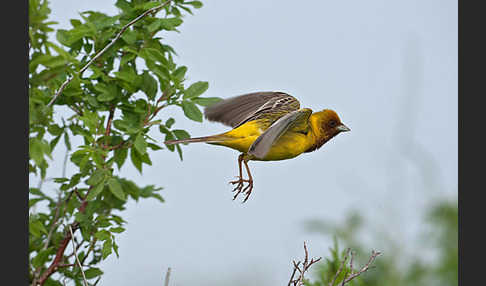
337, 124, 350, 132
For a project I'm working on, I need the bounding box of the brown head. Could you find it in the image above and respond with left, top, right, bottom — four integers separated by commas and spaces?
306, 109, 350, 152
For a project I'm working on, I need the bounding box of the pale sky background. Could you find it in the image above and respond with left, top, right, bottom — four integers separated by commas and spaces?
36, 0, 457, 285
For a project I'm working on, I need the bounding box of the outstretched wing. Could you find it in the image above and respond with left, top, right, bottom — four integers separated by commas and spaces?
204, 91, 300, 128
248, 108, 313, 159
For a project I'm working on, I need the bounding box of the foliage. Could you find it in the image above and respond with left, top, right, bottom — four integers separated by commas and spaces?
303, 199, 458, 286
28, 0, 215, 285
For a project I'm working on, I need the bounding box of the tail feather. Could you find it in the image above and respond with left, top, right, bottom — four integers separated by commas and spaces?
164, 135, 222, 145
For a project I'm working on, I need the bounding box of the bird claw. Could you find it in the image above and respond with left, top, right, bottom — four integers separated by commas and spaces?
230, 176, 253, 202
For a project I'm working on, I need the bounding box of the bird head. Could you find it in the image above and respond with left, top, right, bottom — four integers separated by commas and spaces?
309, 109, 350, 146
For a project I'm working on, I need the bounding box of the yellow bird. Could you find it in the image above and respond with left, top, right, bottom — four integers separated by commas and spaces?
165, 91, 350, 202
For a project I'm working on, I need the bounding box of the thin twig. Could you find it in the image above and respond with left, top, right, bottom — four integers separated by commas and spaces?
288, 261, 301, 286
47, 0, 174, 107
342, 250, 381, 284
57, 263, 75, 268
31, 187, 75, 286
69, 225, 88, 286
80, 238, 98, 266
37, 186, 92, 285
288, 242, 322, 286
164, 267, 171, 286
105, 107, 115, 138
37, 229, 74, 285
329, 248, 351, 286
349, 251, 355, 274
147, 89, 170, 122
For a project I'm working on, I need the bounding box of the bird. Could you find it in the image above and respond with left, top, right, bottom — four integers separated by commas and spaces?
164, 91, 350, 203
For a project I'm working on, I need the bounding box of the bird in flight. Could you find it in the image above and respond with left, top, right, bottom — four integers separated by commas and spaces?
165, 91, 350, 203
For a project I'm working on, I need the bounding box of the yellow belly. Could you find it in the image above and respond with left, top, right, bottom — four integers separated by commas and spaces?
209, 121, 312, 161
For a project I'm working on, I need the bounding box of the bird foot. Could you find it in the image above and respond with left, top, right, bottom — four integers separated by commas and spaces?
229, 177, 254, 203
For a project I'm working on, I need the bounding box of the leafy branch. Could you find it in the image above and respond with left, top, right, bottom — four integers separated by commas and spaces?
288, 243, 381, 286
46, 0, 174, 107
29, 0, 210, 284
328, 248, 381, 286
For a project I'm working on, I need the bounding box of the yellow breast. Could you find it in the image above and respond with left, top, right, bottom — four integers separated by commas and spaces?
209, 120, 314, 161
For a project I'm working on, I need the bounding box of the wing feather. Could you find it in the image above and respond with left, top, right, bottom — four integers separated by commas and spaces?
248, 108, 312, 159
203, 91, 300, 128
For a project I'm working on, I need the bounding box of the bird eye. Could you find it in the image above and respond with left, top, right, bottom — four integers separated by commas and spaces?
328, 120, 337, 128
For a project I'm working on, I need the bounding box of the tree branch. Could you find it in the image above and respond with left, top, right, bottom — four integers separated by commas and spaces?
164, 267, 171, 286
329, 249, 381, 286
69, 225, 88, 286
341, 250, 381, 284
329, 248, 351, 286
36, 187, 93, 286
288, 242, 322, 286
46, 0, 174, 107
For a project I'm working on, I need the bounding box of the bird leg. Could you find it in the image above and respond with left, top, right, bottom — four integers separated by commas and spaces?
229, 154, 254, 202
241, 159, 254, 203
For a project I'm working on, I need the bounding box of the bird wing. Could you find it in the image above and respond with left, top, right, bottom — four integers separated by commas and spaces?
248, 108, 313, 159
203, 91, 300, 128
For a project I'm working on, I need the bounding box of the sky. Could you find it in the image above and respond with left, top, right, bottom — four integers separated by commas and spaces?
38, 0, 457, 285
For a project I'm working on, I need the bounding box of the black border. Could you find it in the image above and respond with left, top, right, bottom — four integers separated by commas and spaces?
5, 0, 29, 284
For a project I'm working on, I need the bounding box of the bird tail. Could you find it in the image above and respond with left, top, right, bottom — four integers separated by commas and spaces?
164, 135, 224, 145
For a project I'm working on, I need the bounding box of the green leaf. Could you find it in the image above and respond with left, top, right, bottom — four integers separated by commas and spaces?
148, 63, 170, 81
191, 97, 222, 107
165, 118, 175, 128
48, 124, 64, 136
139, 48, 169, 67
163, 132, 175, 152
160, 17, 183, 29
29, 138, 51, 166
109, 227, 125, 233
102, 239, 112, 259
114, 147, 128, 169
120, 52, 137, 67
140, 185, 165, 202
95, 83, 118, 102
135, 1, 160, 10
86, 169, 105, 186
173, 66, 187, 80
120, 179, 140, 201
139, 151, 152, 165
181, 101, 203, 122
173, 129, 190, 141
183, 81, 209, 99
114, 68, 138, 84
108, 178, 126, 201
147, 20, 161, 33
148, 18, 183, 32
32, 248, 54, 268
63, 132, 72, 150
134, 134, 147, 155
94, 230, 111, 241
112, 239, 120, 257
176, 144, 183, 161
185, 1, 203, 8
86, 182, 105, 201
84, 268, 104, 279
148, 143, 163, 150
56, 26, 93, 47
53, 177, 69, 183
29, 198, 44, 207
49, 135, 62, 151
115, 0, 132, 12
29, 220, 47, 237
140, 71, 158, 100
130, 148, 142, 173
